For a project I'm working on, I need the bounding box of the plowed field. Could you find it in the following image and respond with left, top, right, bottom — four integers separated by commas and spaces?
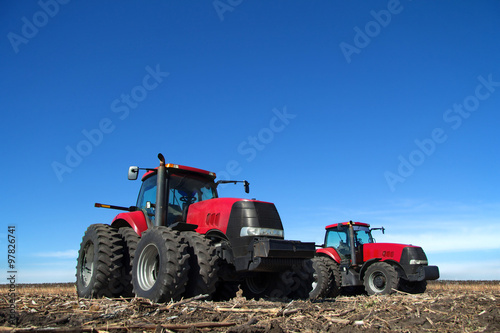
1, 281, 498, 332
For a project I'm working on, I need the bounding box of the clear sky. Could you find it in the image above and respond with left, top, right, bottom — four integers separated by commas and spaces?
1, 1, 499, 283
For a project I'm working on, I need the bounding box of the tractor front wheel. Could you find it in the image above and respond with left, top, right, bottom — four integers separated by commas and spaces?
364, 262, 398, 295
398, 279, 427, 294
241, 271, 292, 300
76, 224, 125, 298
132, 226, 190, 302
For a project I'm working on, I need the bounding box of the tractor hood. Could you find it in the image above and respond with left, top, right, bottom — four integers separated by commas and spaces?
186, 198, 283, 237
363, 243, 426, 263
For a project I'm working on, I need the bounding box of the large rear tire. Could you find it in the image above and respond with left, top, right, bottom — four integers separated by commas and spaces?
182, 232, 219, 299
76, 224, 124, 298
364, 262, 398, 295
117, 228, 140, 297
309, 257, 333, 299
288, 260, 314, 299
325, 260, 342, 298
132, 226, 190, 302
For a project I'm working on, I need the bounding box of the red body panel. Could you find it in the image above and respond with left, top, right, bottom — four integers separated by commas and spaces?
187, 198, 240, 235
111, 211, 148, 236
362, 243, 417, 262
317, 243, 419, 264
187, 198, 272, 235
316, 247, 342, 263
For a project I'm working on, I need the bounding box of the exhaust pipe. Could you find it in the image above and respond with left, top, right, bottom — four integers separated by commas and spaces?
155, 153, 167, 227
348, 221, 357, 266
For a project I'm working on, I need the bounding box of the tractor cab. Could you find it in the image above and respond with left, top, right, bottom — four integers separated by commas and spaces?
324, 222, 375, 265
133, 164, 218, 226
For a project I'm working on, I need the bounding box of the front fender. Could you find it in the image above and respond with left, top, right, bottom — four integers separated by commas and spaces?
111, 211, 149, 236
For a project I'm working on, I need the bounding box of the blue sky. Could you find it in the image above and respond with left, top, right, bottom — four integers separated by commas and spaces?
1, 1, 499, 283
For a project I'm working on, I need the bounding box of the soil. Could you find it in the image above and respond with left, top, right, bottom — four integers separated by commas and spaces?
0, 283, 498, 332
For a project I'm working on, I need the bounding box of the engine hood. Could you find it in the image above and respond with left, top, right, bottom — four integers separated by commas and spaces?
363, 242, 420, 262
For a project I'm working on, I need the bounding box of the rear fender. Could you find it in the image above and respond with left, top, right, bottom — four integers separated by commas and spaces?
111, 211, 149, 236
316, 247, 341, 264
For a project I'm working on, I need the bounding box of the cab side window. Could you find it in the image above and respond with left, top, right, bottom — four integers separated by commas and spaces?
326, 230, 351, 259
136, 176, 157, 224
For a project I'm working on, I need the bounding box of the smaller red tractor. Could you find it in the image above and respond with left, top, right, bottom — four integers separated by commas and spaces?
310, 221, 439, 298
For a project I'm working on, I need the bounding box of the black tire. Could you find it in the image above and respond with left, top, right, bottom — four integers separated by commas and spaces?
76, 224, 125, 298
309, 257, 333, 299
364, 262, 399, 295
132, 226, 190, 302
241, 271, 292, 300
211, 249, 240, 301
398, 279, 427, 294
288, 260, 314, 300
117, 227, 140, 297
182, 232, 219, 299
212, 280, 240, 301
325, 260, 342, 298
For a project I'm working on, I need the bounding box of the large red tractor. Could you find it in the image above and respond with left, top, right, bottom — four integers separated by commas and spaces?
310, 221, 439, 298
76, 154, 315, 302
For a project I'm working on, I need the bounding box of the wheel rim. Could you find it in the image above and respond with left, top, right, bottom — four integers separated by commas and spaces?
245, 275, 268, 294
137, 243, 160, 291
80, 241, 94, 287
369, 271, 387, 292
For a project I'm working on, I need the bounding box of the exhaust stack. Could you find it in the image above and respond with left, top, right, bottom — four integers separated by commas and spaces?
155, 153, 167, 227
348, 221, 357, 266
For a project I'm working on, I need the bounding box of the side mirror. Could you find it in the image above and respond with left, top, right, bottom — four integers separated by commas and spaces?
244, 181, 250, 193
128, 166, 139, 180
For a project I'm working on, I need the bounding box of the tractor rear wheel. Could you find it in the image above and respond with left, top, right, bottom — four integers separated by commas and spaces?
325, 260, 342, 298
364, 262, 398, 295
117, 227, 140, 297
182, 232, 219, 299
76, 224, 124, 298
309, 257, 333, 299
132, 226, 190, 302
287, 260, 314, 299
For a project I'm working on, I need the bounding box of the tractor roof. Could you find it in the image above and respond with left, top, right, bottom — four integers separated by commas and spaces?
142, 164, 216, 181
325, 221, 370, 229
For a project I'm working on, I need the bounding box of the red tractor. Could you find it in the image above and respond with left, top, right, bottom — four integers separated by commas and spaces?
310, 221, 439, 298
76, 154, 315, 302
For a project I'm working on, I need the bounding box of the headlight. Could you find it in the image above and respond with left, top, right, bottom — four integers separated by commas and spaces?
240, 227, 284, 238
409, 259, 428, 265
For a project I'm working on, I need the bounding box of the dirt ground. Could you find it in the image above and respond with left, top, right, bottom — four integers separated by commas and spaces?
0, 282, 498, 332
